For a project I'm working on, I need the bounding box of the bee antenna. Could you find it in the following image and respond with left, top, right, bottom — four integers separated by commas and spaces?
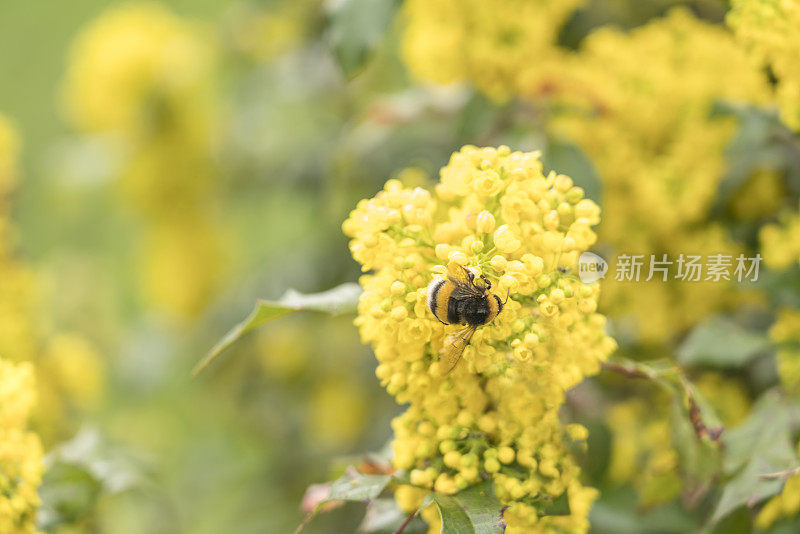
503, 289, 510, 305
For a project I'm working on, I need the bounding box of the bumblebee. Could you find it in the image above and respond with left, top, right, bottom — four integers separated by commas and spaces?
426, 263, 507, 374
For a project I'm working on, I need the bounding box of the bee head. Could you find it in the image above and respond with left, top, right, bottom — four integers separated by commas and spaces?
466, 268, 492, 293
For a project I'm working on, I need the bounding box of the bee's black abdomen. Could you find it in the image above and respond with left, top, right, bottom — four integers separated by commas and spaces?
449, 294, 491, 327
447, 294, 460, 325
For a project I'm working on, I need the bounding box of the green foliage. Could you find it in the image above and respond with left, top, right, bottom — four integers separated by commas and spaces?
711, 391, 800, 524
431, 481, 505, 534
327, 0, 400, 77
713, 102, 800, 208
194, 283, 362, 375
38, 428, 146, 530
677, 317, 772, 368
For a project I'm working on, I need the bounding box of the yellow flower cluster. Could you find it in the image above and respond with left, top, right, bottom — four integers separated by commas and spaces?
728, 0, 800, 130
0, 116, 104, 444
761, 202, 800, 270
62, 3, 227, 320
0, 359, 42, 533
770, 308, 800, 392
401, 0, 583, 101
552, 9, 770, 344
61, 3, 214, 135
605, 374, 749, 506
606, 398, 681, 506
0, 118, 43, 531
344, 146, 616, 532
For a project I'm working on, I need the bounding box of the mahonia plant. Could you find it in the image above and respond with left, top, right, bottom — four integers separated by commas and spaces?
0, 117, 43, 532
401, 0, 583, 101
728, 0, 800, 131
343, 145, 616, 532
761, 201, 800, 270
551, 8, 769, 344
0, 359, 42, 533
61, 3, 227, 320
771, 309, 800, 393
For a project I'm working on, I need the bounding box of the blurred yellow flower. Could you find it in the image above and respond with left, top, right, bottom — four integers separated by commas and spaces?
42, 334, 106, 411
62, 2, 214, 135
141, 217, 226, 319
729, 0, 800, 130
761, 201, 800, 270
401, 0, 583, 101
771, 308, 800, 392
0, 114, 105, 444
728, 170, 787, 221
696, 372, 751, 427
307, 377, 368, 449
553, 8, 770, 343
606, 398, 681, 506
344, 145, 616, 532
257, 322, 313, 381
62, 3, 229, 321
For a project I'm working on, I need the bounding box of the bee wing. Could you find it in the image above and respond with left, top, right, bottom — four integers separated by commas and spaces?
439, 325, 476, 376
447, 263, 483, 296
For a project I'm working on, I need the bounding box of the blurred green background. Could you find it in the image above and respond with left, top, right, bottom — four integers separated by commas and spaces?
3, 0, 800, 533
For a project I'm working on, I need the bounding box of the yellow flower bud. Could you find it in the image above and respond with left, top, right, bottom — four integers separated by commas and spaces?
494, 225, 521, 254
391, 306, 409, 321
498, 446, 515, 464
476, 210, 496, 234
391, 281, 406, 296
449, 251, 468, 265
490, 255, 508, 272
543, 211, 560, 231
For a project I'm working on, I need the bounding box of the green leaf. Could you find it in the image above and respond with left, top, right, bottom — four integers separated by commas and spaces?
329, 471, 394, 501
37, 462, 102, 528
538, 491, 571, 516
432, 480, 505, 534
296, 468, 396, 534
327, 0, 400, 78
543, 137, 603, 204
710, 391, 800, 524
38, 427, 147, 529
676, 317, 771, 368
669, 395, 720, 493
359, 498, 427, 533
712, 102, 800, 210
194, 283, 361, 375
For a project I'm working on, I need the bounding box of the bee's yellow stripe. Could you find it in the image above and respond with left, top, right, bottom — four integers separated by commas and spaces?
435, 282, 454, 324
